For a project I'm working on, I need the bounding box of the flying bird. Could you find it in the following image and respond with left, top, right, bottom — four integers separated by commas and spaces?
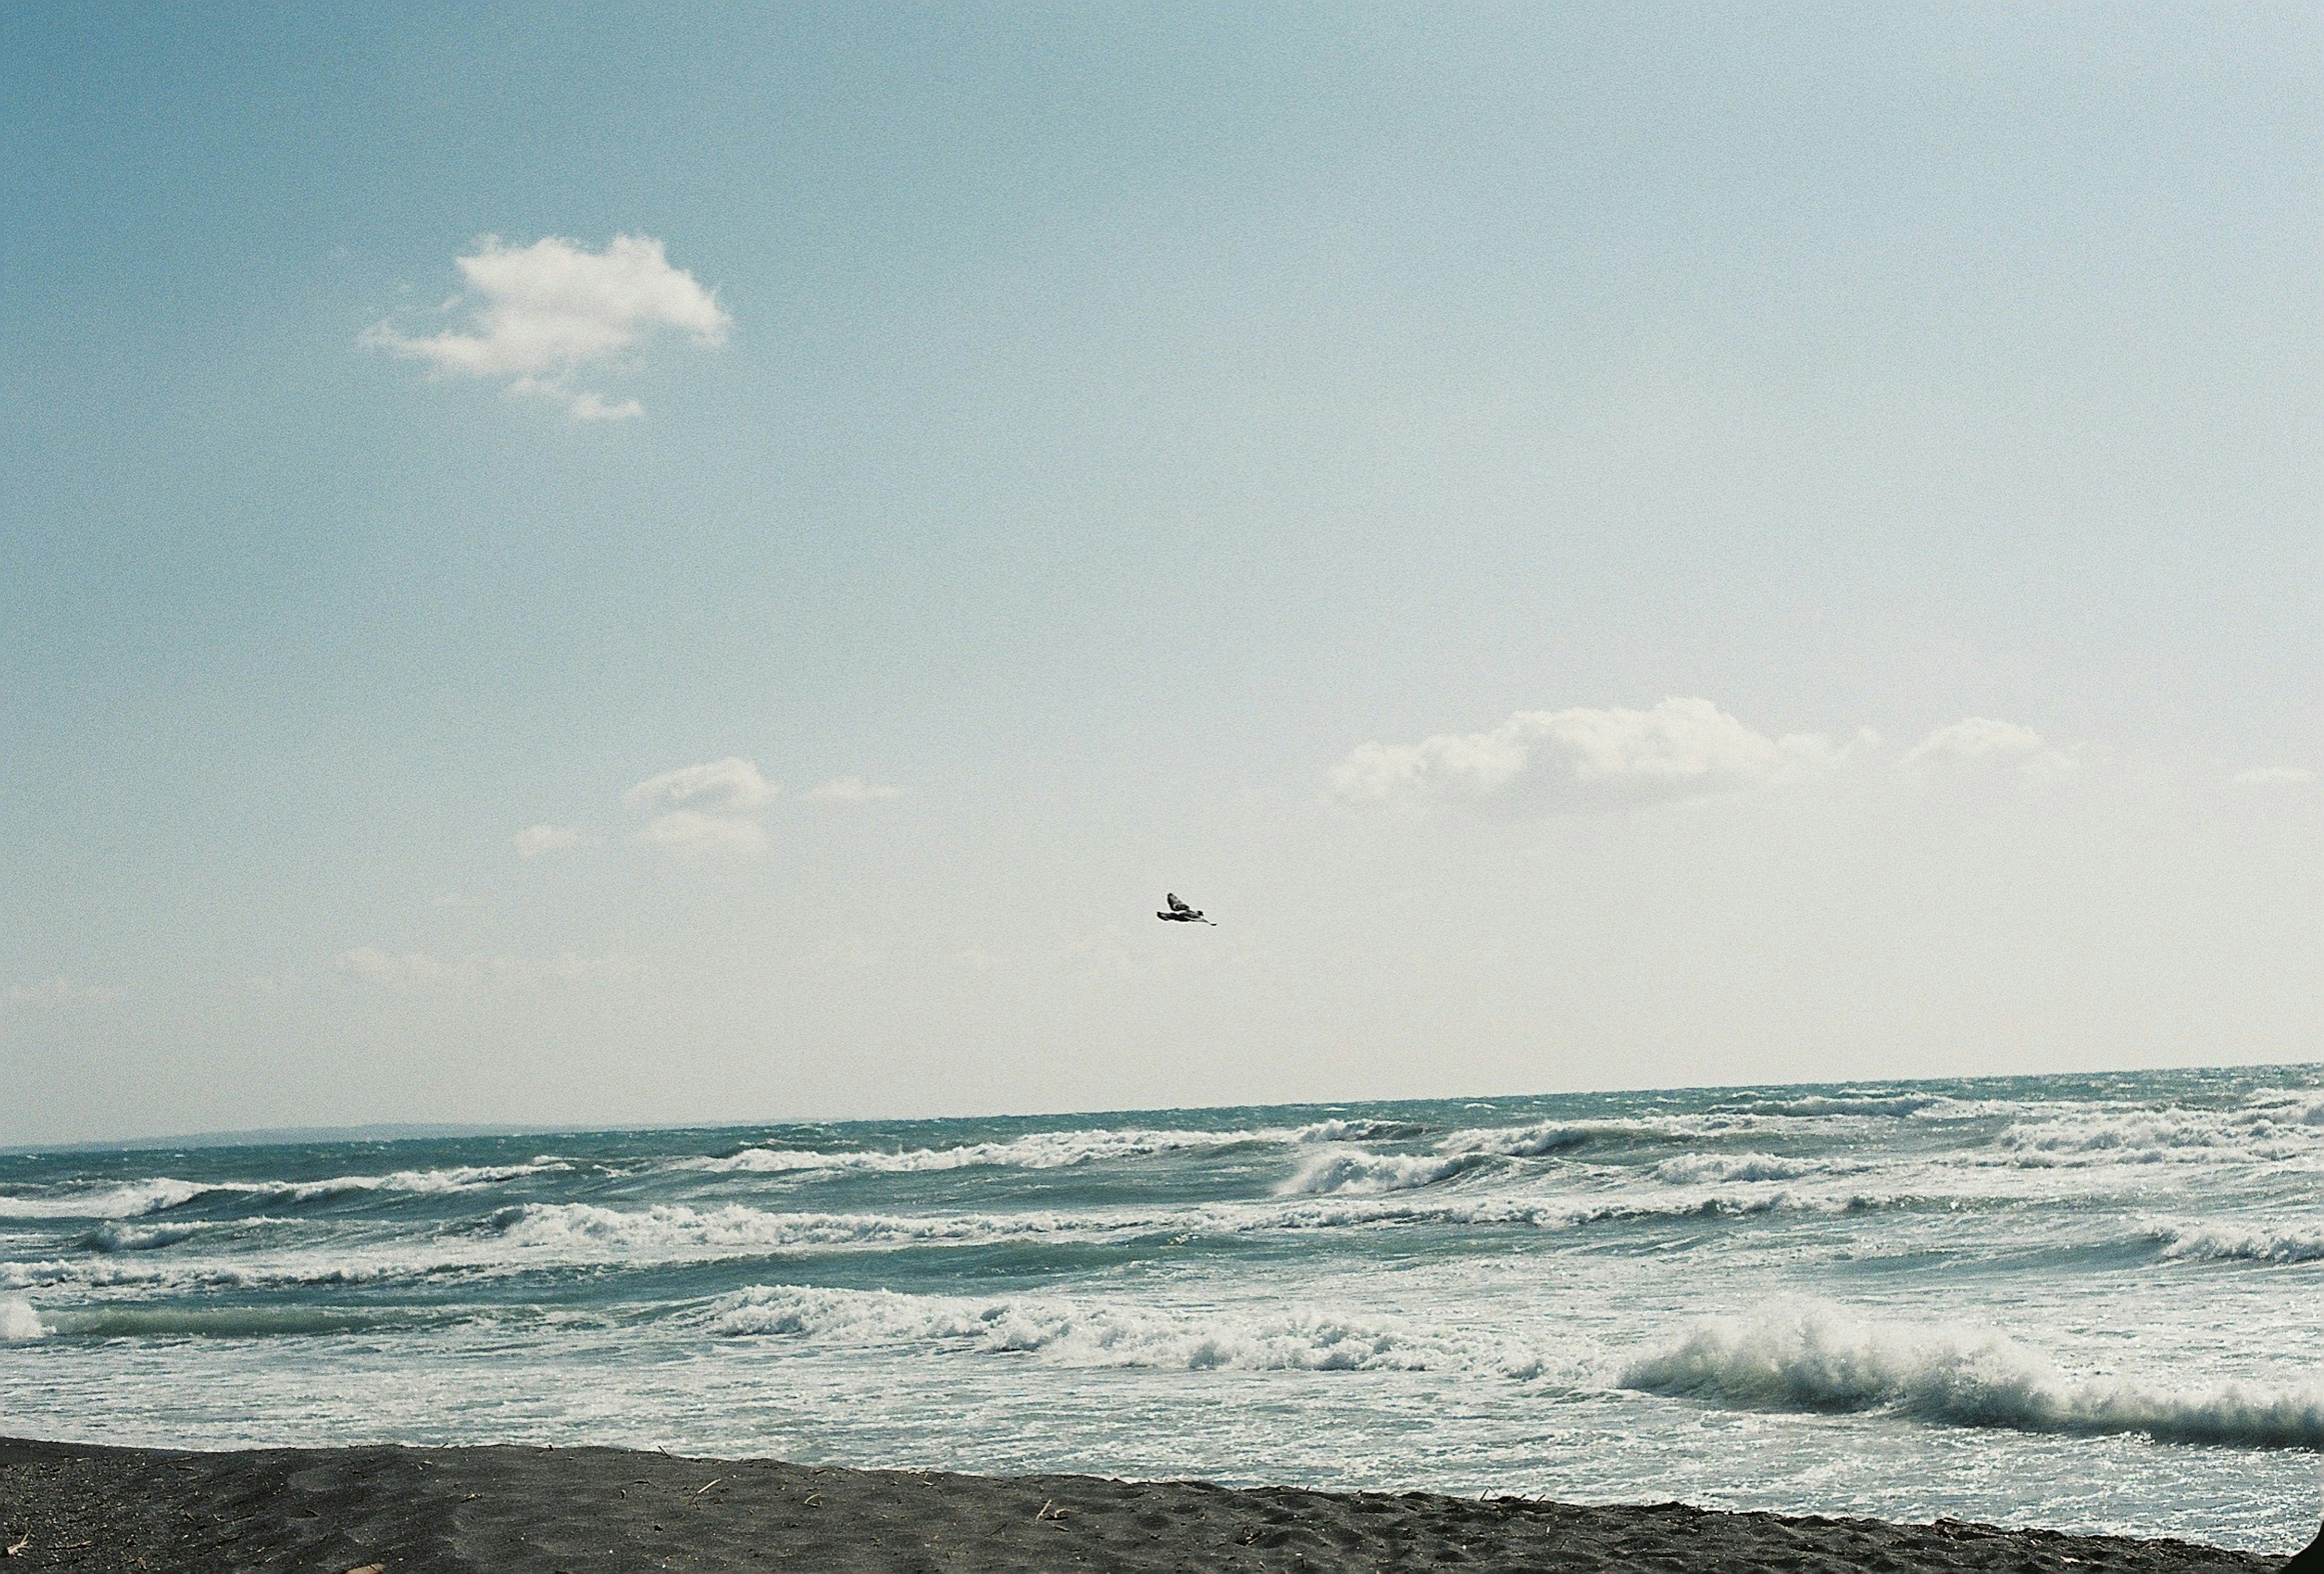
1157, 893, 1215, 925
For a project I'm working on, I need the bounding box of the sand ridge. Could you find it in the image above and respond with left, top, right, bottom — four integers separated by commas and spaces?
0, 1436, 2298, 1572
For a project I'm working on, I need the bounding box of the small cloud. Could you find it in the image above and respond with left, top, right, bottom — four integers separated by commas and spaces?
3, 977, 113, 1012
633, 809, 769, 858
332, 943, 453, 981
1330, 698, 1854, 815
1903, 717, 2075, 777
361, 234, 729, 420
2231, 766, 2316, 787
623, 758, 772, 858
624, 758, 774, 815
804, 775, 904, 804
333, 948, 640, 986
565, 392, 644, 423
495, 953, 643, 985
513, 823, 596, 859
1903, 717, 2042, 763
335, 947, 455, 985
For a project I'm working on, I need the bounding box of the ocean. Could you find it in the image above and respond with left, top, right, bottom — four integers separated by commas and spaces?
4, 1065, 2320, 1556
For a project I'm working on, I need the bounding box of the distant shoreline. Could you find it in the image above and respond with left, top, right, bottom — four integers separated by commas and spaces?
0, 1435, 2300, 1572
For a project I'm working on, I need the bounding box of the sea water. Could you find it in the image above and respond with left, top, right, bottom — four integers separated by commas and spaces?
4, 1065, 2320, 1555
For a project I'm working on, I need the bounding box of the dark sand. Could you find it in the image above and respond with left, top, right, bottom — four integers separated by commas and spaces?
1, 1435, 2309, 1572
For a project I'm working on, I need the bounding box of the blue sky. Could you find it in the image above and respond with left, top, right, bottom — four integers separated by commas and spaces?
2, 4, 2317, 1143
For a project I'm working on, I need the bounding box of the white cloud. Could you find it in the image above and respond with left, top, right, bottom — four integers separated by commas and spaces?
362, 234, 729, 420
513, 824, 596, 858
634, 809, 769, 858
334, 948, 640, 986
3, 977, 113, 1011
2231, 766, 2315, 787
1903, 717, 2075, 777
805, 775, 904, 803
334, 947, 456, 985
1903, 717, 2041, 762
622, 758, 774, 859
623, 758, 774, 815
1330, 698, 1853, 815
565, 392, 645, 423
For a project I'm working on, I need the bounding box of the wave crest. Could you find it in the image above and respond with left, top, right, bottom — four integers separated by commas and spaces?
2153, 1220, 2324, 1265
0, 1162, 559, 1221
1276, 1149, 1491, 1197
1650, 1153, 1822, 1185
1620, 1305, 2324, 1449
1437, 1121, 1590, 1158
710, 1285, 1559, 1377
0, 1297, 45, 1341
694, 1128, 1265, 1176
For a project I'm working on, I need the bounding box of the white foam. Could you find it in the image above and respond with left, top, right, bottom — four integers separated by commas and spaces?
1987, 1103, 2324, 1170
491, 1201, 1042, 1255
86, 1221, 207, 1252
2240, 1089, 2324, 1125
1275, 1149, 1490, 1197
1437, 1121, 1592, 1157
1649, 1152, 1822, 1185
272, 1162, 563, 1202
692, 1128, 1267, 1176
709, 1284, 1564, 1377
1620, 1303, 2324, 1449
2153, 1219, 2324, 1265
0, 1162, 559, 1221
0, 1178, 221, 1219
0, 1296, 46, 1341
1290, 1118, 1423, 1143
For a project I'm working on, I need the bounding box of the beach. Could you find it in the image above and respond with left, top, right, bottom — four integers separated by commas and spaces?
0, 1436, 2299, 1572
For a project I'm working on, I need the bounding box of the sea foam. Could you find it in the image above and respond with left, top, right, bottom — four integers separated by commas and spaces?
1275, 1149, 1491, 1197
709, 1284, 1563, 1378
691, 1127, 1263, 1176
2152, 1219, 2324, 1265
1437, 1120, 1592, 1157
1620, 1304, 2324, 1450
1649, 1152, 1823, 1185
0, 1162, 557, 1221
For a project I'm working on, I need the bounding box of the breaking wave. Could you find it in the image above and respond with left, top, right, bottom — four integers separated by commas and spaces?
1649, 1153, 1823, 1185
0, 1178, 220, 1219
1437, 1121, 1592, 1158
0, 1163, 559, 1220
1991, 1112, 2322, 1168
1291, 1118, 1426, 1143
82, 1221, 208, 1253
1276, 1149, 1492, 1197
694, 1126, 1301, 1176
2240, 1089, 2324, 1126
1620, 1305, 2324, 1449
0, 1297, 46, 1341
709, 1285, 1562, 1377
1733, 1094, 1955, 1118
2151, 1220, 2324, 1265
486, 1201, 1029, 1255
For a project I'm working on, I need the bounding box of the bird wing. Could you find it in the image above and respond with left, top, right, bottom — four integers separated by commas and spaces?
1167, 893, 1190, 913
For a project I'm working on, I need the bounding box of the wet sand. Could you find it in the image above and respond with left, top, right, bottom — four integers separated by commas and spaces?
0, 1435, 2306, 1572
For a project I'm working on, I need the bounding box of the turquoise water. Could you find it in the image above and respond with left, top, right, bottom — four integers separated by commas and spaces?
4, 1066, 2322, 1555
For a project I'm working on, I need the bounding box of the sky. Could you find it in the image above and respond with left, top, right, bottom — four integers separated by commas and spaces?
1, 2, 2318, 1146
